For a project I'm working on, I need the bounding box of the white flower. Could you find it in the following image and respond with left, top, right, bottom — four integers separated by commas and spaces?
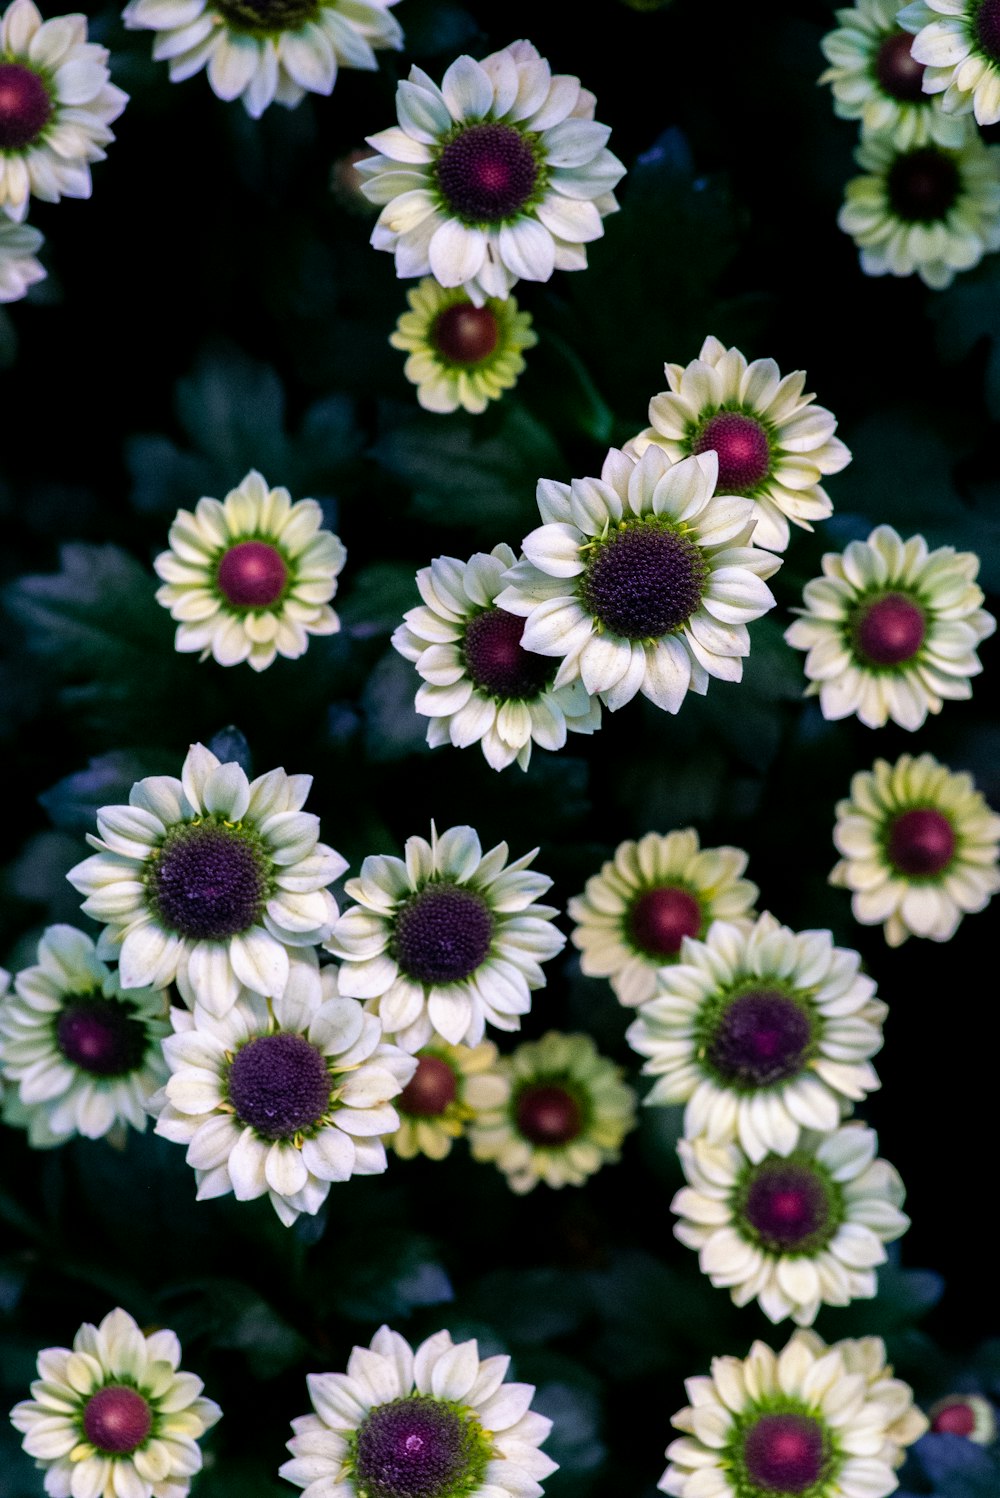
66, 741, 346, 1017
123, 0, 402, 119
496, 446, 781, 713
151, 958, 415, 1226
392, 544, 602, 772
660, 1329, 927, 1498
785, 523, 996, 730
388, 1039, 509, 1161
0, 924, 169, 1147
390, 278, 537, 414
673, 1122, 909, 1326
326, 822, 565, 1052
839, 124, 1000, 289
0, 214, 44, 301
568, 828, 758, 1008
280, 1323, 558, 1498
899, 0, 1000, 125
0, 0, 126, 222
627, 335, 851, 553
626, 912, 886, 1163
831, 753, 1000, 946
10, 1306, 221, 1498
358, 38, 625, 306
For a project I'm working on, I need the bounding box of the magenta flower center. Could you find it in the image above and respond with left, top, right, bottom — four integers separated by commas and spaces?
743, 1413, 826, 1494
855, 592, 926, 666
627, 885, 702, 957
887, 148, 960, 222
875, 32, 927, 102
0, 63, 53, 151
56, 997, 147, 1077
462, 607, 554, 700
392, 884, 494, 985
228, 1032, 331, 1139
216, 540, 288, 608
149, 822, 267, 940
83, 1386, 153, 1455
399, 1055, 458, 1117
692, 411, 771, 494
436, 123, 538, 223
886, 807, 956, 876
354, 1396, 483, 1498
433, 304, 500, 365
515, 1083, 583, 1145
931, 1400, 977, 1436
742, 1160, 832, 1252
976, 0, 1000, 61
581, 524, 707, 640
707, 989, 813, 1089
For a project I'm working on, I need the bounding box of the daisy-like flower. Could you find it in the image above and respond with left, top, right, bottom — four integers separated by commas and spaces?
390, 278, 537, 415
392, 544, 602, 772
496, 447, 781, 714
568, 829, 758, 1009
10, 1306, 221, 1498
625, 912, 887, 1162
327, 823, 565, 1053
123, 0, 401, 120
66, 741, 346, 1016
0, 924, 169, 1148
358, 39, 625, 306
830, 753, 1000, 946
153, 469, 346, 673
785, 524, 996, 731
673, 1121, 908, 1327
928, 1394, 997, 1443
0, 0, 127, 222
152, 957, 415, 1226
280, 1323, 558, 1498
0, 213, 43, 300
899, 0, 1000, 125
820, 0, 967, 147
626, 336, 851, 554
388, 1039, 509, 1161
839, 125, 1000, 289
469, 1030, 636, 1194
660, 1329, 927, 1498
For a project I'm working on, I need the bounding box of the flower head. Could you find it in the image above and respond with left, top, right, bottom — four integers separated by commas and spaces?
66, 741, 346, 1015
390, 279, 537, 414
495, 446, 780, 714
326, 823, 565, 1052
568, 828, 758, 1008
358, 39, 625, 306
154, 469, 346, 673
831, 753, 1000, 945
389, 1040, 509, 1160
280, 1323, 558, 1498
392, 544, 601, 772
0, 213, 44, 301
928, 1394, 997, 1443
899, 0, 1000, 125
10, 1306, 221, 1498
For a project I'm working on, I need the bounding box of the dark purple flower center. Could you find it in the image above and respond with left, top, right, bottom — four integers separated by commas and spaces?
515, 1083, 583, 1145
854, 592, 926, 666
0, 63, 53, 151
931, 1400, 977, 1437
977, 0, 1000, 61
627, 885, 703, 957
707, 989, 813, 1089
436, 123, 538, 223
216, 540, 288, 608
354, 1396, 486, 1498
392, 884, 494, 985
214, 0, 319, 33
887, 147, 960, 222
743, 1413, 827, 1494
741, 1159, 834, 1252
228, 1032, 331, 1139
56, 996, 148, 1077
399, 1054, 458, 1117
148, 822, 268, 940
83, 1386, 153, 1455
875, 32, 927, 102
433, 304, 500, 365
462, 608, 554, 700
886, 807, 956, 876
581, 522, 707, 640
692, 411, 771, 494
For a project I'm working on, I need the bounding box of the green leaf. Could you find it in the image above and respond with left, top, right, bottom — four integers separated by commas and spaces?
39, 750, 177, 833
361, 649, 430, 761
340, 562, 419, 639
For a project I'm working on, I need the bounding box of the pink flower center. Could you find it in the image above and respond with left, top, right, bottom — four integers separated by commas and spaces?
692, 411, 771, 494
433, 304, 500, 365
0, 63, 53, 151
216, 541, 288, 608
743, 1413, 826, 1493
886, 807, 956, 876
435, 124, 538, 223
742, 1160, 832, 1252
462, 608, 554, 700
56, 997, 146, 1077
515, 1083, 583, 1145
399, 1055, 458, 1117
83, 1386, 152, 1455
627, 886, 702, 957
707, 990, 813, 1088
855, 592, 926, 666
932, 1401, 977, 1437
875, 32, 926, 102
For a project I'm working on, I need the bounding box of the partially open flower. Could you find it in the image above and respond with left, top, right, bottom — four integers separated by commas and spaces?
390, 279, 537, 414
388, 1040, 509, 1160
928, 1394, 996, 1444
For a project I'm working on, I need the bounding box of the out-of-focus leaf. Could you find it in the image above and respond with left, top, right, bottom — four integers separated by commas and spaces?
38, 750, 177, 832
207, 726, 252, 775
163, 1279, 307, 1377
340, 562, 418, 639
916, 1434, 999, 1497
361, 648, 429, 761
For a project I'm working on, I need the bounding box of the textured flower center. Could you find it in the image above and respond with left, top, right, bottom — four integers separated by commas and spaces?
886, 807, 956, 876
399, 1055, 458, 1117
392, 884, 494, 985
216, 541, 288, 608
931, 1400, 977, 1436
213, 0, 319, 33
228, 1032, 331, 1139
55, 996, 148, 1077
627, 885, 702, 957
692, 411, 771, 494
976, 0, 1000, 61
0, 63, 53, 151
854, 592, 926, 666
436, 124, 539, 223
743, 1413, 827, 1494
462, 608, 555, 700
82, 1386, 153, 1455
581, 521, 708, 640
707, 989, 814, 1089
740, 1158, 836, 1253
433, 304, 501, 365
515, 1083, 583, 1145
887, 148, 960, 222
875, 32, 927, 102
147, 820, 269, 941
353, 1395, 490, 1498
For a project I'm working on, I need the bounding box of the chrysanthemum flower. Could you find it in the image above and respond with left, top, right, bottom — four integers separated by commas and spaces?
820, 0, 967, 147
469, 1030, 636, 1194
660, 1329, 927, 1498
388, 1039, 509, 1161
66, 742, 346, 1015
568, 829, 758, 1008
785, 524, 995, 731
626, 336, 850, 554
625, 913, 886, 1162
673, 1121, 908, 1326
830, 753, 1000, 946
153, 469, 346, 673
0, 213, 43, 300
390, 279, 537, 415
0, 0, 127, 222
899, 0, 1000, 124
392, 544, 601, 772
839, 125, 1000, 289
10, 1306, 221, 1498
0, 924, 169, 1148
326, 823, 565, 1052
152, 958, 414, 1226
495, 447, 781, 713
280, 1323, 558, 1498
358, 39, 625, 306
928, 1394, 997, 1443
122, 0, 401, 119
